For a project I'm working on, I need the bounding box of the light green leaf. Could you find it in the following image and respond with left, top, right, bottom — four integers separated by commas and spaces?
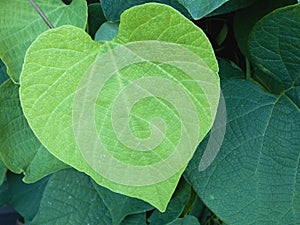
0, 80, 68, 183
0, 0, 87, 82
100, 0, 229, 20
95, 22, 119, 41
168, 215, 200, 225
148, 180, 191, 225
248, 4, 300, 91
0, 60, 9, 85
88, 3, 106, 38
20, 3, 219, 211
93, 184, 153, 225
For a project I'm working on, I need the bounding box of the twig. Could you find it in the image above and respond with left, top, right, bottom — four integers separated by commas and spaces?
29, 0, 54, 29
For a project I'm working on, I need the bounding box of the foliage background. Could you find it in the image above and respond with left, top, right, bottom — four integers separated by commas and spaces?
0, 0, 299, 224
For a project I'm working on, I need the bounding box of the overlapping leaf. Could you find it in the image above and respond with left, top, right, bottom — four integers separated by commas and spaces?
19, 3, 219, 211
148, 180, 191, 225
168, 216, 200, 225
30, 169, 151, 225
95, 22, 119, 41
88, 3, 106, 38
233, 0, 296, 56
248, 4, 300, 90
100, 0, 229, 20
0, 0, 87, 82
209, 0, 258, 16
0, 60, 9, 85
0, 159, 6, 185
185, 5, 300, 224
0, 80, 68, 182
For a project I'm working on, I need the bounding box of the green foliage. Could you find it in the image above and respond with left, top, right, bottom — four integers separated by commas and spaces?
19, 3, 219, 212
0, 80, 68, 183
0, 0, 299, 224
0, 0, 87, 82
184, 4, 300, 224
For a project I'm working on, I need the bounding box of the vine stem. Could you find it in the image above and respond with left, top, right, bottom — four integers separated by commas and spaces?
29, 0, 54, 29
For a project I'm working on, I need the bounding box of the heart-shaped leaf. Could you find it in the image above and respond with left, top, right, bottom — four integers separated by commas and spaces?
0, 80, 68, 182
20, 3, 220, 211
0, 0, 87, 82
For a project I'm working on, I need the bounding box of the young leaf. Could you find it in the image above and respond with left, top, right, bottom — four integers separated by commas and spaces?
0, 0, 87, 82
19, 3, 220, 211
0, 80, 68, 183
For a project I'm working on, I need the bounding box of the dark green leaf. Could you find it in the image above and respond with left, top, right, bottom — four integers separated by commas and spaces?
0, 179, 9, 207
248, 4, 300, 91
100, 0, 231, 20
209, 0, 258, 16
0, 159, 6, 185
31, 169, 112, 225
120, 213, 147, 225
0, 80, 68, 183
185, 78, 300, 224
148, 180, 191, 225
100, 0, 191, 20
0, 60, 9, 85
92, 183, 153, 225
234, 0, 296, 55
168, 215, 200, 225
187, 196, 205, 219
217, 58, 245, 80
88, 3, 106, 38
31, 169, 153, 225
7, 172, 49, 222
